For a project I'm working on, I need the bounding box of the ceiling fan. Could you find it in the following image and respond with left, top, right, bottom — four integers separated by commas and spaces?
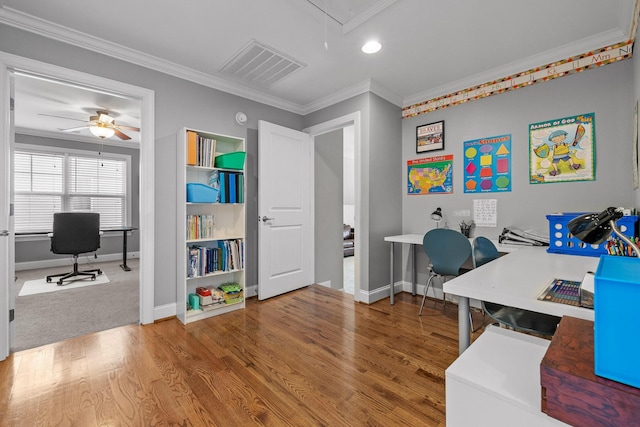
54, 110, 140, 140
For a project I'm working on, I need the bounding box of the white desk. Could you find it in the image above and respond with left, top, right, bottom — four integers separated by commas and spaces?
384, 233, 518, 305
444, 246, 597, 354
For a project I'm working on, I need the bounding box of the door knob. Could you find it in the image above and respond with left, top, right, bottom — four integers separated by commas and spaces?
261, 216, 275, 222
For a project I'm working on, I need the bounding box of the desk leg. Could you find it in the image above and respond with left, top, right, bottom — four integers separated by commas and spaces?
458, 296, 470, 354
119, 231, 131, 272
411, 243, 416, 296
389, 241, 395, 305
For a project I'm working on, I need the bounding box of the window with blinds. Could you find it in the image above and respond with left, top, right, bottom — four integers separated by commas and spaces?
14, 147, 129, 233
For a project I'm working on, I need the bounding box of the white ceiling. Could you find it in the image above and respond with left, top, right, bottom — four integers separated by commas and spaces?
1, 0, 637, 142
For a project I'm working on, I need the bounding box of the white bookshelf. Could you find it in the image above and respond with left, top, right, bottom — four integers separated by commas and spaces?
176, 127, 246, 324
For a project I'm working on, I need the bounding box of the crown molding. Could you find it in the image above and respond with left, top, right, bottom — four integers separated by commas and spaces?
301, 78, 402, 115
403, 28, 628, 108
342, 0, 397, 34
0, 6, 307, 115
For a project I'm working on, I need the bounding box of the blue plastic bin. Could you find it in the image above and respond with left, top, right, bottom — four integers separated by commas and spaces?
186, 183, 219, 203
547, 213, 638, 257
594, 255, 640, 388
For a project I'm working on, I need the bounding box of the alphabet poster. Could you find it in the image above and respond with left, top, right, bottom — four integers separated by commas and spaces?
407, 154, 453, 195
463, 134, 512, 193
529, 113, 595, 184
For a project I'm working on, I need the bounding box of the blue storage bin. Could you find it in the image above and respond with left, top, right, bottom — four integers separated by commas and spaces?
594, 256, 640, 388
186, 183, 219, 203
547, 213, 638, 257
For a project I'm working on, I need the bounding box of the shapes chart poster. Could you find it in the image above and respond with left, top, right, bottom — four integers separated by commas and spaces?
463, 134, 512, 193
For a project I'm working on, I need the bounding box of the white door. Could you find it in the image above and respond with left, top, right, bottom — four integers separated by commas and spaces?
258, 120, 313, 300
0, 69, 14, 360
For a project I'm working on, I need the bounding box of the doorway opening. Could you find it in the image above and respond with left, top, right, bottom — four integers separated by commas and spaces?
342, 125, 355, 295
305, 112, 363, 302
0, 53, 155, 360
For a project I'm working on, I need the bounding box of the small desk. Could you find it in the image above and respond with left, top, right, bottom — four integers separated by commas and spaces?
444, 246, 597, 354
99, 227, 138, 271
384, 233, 518, 305
16, 226, 137, 272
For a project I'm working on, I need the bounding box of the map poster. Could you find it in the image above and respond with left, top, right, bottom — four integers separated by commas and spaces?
463, 134, 512, 193
407, 154, 453, 195
529, 113, 595, 184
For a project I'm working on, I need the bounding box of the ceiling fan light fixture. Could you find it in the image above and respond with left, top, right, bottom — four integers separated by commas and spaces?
362, 40, 382, 54
89, 122, 115, 139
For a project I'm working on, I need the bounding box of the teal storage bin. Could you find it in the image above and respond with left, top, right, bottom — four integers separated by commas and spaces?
214, 152, 245, 170
594, 255, 640, 388
186, 183, 219, 203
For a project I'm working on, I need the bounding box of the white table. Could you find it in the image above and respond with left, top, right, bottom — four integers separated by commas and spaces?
384, 233, 518, 305
444, 246, 597, 354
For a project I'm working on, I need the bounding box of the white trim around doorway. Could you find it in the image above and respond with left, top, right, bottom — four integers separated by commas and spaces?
0, 51, 155, 360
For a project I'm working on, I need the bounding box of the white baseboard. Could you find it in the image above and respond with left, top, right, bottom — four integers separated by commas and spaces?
15, 251, 140, 271
360, 280, 481, 308
317, 280, 331, 288
154, 302, 176, 321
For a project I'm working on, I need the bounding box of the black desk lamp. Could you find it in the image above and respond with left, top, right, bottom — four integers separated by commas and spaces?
431, 207, 443, 228
568, 207, 640, 258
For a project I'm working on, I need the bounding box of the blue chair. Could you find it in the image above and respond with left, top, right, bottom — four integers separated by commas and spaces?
472, 237, 560, 336
419, 229, 471, 316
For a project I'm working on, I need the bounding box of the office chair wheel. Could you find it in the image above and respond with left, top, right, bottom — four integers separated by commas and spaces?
91, 276, 96, 281
46, 277, 52, 283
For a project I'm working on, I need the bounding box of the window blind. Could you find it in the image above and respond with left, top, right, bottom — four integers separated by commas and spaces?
14, 149, 128, 233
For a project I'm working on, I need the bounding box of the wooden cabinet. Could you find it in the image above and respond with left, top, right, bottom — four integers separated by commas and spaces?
176, 128, 245, 324
541, 316, 640, 427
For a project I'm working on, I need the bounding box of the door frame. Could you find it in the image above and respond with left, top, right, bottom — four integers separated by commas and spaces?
304, 112, 365, 302
0, 51, 155, 360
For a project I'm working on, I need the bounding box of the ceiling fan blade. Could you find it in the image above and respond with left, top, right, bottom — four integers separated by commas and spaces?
60, 125, 89, 132
115, 125, 140, 132
113, 128, 131, 140
38, 113, 87, 122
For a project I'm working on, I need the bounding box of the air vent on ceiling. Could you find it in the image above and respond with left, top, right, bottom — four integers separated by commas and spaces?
220, 40, 306, 87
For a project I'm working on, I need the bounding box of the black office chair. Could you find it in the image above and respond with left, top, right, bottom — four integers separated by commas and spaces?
46, 212, 102, 286
472, 236, 560, 337
419, 228, 472, 316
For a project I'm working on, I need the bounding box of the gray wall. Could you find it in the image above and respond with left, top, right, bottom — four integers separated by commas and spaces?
14, 133, 141, 262
401, 59, 637, 286
314, 129, 344, 289
0, 23, 304, 307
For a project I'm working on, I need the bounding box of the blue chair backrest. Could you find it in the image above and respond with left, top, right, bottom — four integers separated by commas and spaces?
422, 228, 471, 276
472, 236, 500, 268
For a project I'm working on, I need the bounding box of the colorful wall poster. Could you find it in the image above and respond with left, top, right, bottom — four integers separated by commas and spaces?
408, 154, 453, 195
463, 134, 512, 193
529, 113, 595, 184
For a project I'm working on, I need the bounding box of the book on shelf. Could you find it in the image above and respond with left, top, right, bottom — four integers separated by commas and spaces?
186, 131, 217, 167
187, 131, 197, 166
186, 238, 244, 278
210, 170, 244, 203
187, 214, 215, 240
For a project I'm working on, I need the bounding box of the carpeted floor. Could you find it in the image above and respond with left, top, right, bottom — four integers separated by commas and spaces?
12, 259, 139, 352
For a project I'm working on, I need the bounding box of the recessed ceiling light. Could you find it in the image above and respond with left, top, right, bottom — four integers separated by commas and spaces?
362, 40, 382, 54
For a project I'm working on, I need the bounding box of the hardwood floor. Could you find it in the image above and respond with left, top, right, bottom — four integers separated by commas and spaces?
0, 285, 490, 426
